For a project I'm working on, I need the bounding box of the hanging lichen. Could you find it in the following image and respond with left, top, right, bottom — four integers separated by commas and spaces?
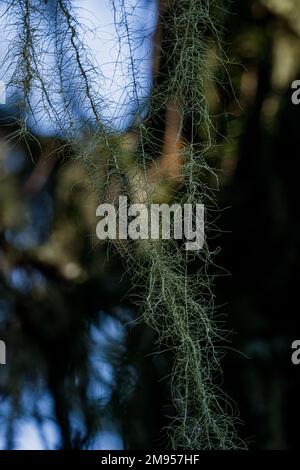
1, 0, 244, 449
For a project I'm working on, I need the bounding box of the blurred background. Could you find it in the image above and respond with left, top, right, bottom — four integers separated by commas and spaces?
0, 0, 300, 449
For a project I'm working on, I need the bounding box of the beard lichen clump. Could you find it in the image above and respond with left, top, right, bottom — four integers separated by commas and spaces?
1, 0, 243, 449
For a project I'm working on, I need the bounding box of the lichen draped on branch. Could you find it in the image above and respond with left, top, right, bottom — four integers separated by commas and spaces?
1, 0, 243, 449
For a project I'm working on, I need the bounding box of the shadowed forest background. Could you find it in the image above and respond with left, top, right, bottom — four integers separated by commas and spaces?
0, 0, 300, 449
